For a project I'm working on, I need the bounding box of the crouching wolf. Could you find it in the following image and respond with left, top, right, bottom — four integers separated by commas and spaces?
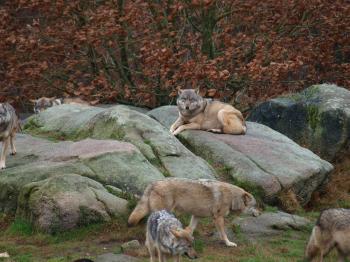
128, 178, 258, 247
30, 97, 89, 113
305, 208, 350, 262
170, 89, 246, 136
0, 103, 19, 169
146, 210, 197, 262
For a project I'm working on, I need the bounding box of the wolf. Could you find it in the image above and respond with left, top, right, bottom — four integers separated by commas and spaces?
30, 97, 89, 113
170, 89, 246, 136
146, 210, 197, 262
128, 178, 258, 247
0, 103, 19, 169
305, 208, 350, 262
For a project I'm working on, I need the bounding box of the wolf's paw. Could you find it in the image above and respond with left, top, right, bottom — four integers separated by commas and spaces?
208, 128, 222, 133
172, 129, 182, 136
225, 241, 237, 247
10, 151, 16, 156
0, 162, 6, 169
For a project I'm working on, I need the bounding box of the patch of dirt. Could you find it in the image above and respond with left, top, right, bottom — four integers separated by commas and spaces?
308, 157, 350, 209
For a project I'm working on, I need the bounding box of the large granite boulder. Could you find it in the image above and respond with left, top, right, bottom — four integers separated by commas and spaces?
233, 211, 310, 238
16, 174, 128, 233
248, 84, 350, 161
0, 134, 164, 214
147, 106, 333, 205
24, 104, 215, 180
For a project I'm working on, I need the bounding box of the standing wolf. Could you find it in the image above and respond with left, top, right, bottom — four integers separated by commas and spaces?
128, 178, 258, 247
146, 210, 197, 262
0, 103, 19, 169
305, 208, 350, 262
170, 89, 246, 135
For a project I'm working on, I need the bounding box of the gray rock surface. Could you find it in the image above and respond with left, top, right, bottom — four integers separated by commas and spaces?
233, 211, 310, 238
248, 84, 350, 161
148, 106, 333, 205
16, 174, 128, 233
0, 134, 164, 214
95, 253, 140, 262
24, 104, 215, 180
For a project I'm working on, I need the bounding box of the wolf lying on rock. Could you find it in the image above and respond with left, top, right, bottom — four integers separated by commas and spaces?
170, 89, 246, 135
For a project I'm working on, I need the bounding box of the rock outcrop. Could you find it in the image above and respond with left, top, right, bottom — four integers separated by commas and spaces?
148, 106, 333, 205
248, 84, 350, 161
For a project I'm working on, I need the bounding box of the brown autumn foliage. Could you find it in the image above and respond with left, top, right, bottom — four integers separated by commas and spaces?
0, 0, 349, 111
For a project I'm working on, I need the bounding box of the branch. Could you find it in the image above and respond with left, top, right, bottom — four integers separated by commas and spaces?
184, 9, 202, 33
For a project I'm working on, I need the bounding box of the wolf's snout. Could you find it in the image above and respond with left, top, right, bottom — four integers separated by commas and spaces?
185, 250, 198, 259
185, 106, 189, 110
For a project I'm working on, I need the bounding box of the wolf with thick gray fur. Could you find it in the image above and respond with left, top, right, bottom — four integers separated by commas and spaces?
146, 210, 197, 262
305, 208, 350, 262
128, 178, 258, 247
170, 89, 246, 135
0, 103, 19, 169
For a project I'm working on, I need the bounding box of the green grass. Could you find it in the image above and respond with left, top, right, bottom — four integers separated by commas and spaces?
5, 219, 34, 236
0, 213, 341, 262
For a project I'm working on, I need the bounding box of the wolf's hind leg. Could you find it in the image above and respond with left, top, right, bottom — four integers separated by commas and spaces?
218, 109, 246, 135
10, 134, 16, 155
0, 137, 10, 169
208, 128, 222, 133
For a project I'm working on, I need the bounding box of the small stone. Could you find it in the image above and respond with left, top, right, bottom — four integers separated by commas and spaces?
121, 240, 141, 252
0, 252, 9, 258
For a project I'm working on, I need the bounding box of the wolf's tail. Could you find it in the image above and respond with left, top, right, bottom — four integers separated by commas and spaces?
305, 225, 321, 260
128, 185, 152, 226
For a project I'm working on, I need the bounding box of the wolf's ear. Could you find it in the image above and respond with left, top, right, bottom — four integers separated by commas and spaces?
242, 192, 253, 206
195, 88, 200, 95
184, 226, 192, 234
231, 194, 245, 211
170, 228, 182, 238
178, 89, 183, 95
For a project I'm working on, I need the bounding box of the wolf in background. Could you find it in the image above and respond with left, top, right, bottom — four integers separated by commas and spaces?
305, 208, 350, 262
146, 210, 197, 262
170, 89, 246, 136
0, 103, 19, 169
128, 178, 258, 247
30, 97, 89, 113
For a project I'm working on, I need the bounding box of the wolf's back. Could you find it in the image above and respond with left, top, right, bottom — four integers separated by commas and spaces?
128, 184, 154, 226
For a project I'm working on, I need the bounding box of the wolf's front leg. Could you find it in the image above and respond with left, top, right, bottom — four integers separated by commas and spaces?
214, 216, 237, 247
170, 117, 184, 134
0, 138, 10, 169
174, 254, 180, 262
157, 247, 167, 262
188, 216, 199, 234
172, 123, 200, 136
